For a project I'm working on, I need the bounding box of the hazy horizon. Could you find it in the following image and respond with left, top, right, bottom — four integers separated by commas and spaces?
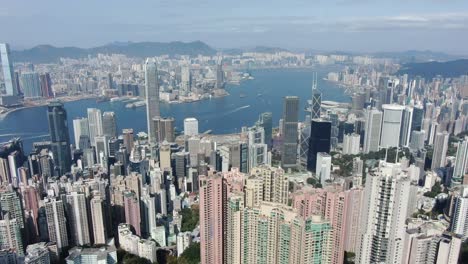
2, 0, 468, 54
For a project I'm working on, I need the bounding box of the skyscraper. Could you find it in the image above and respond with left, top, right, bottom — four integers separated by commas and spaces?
363, 107, 383, 153
316, 152, 332, 185
307, 119, 331, 171
184, 117, 199, 137
65, 192, 91, 246
47, 101, 72, 175
0, 214, 24, 256
90, 196, 107, 245
281, 96, 299, 168
39, 73, 53, 98
87, 108, 103, 147
452, 137, 468, 186
102, 111, 117, 138
124, 191, 141, 236
72, 117, 89, 149
44, 198, 69, 252
431, 131, 449, 170
180, 65, 191, 95
0, 190, 24, 229
20, 72, 42, 98
343, 133, 360, 155
145, 58, 160, 142
399, 106, 413, 147
153, 116, 175, 143
0, 43, 18, 96
450, 186, 468, 239
356, 162, 412, 263
258, 112, 273, 149
199, 174, 227, 264
122, 128, 134, 151
311, 73, 321, 119
380, 104, 405, 148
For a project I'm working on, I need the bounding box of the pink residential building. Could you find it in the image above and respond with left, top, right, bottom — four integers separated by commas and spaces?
124, 191, 141, 236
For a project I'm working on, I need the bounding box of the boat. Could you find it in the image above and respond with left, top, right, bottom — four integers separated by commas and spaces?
96, 97, 110, 103
240, 93, 247, 98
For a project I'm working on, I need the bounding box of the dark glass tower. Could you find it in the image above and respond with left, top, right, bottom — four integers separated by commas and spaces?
258, 112, 272, 149
307, 119, 331, 171
47, 101, 72, 175
281, 96, 299, 168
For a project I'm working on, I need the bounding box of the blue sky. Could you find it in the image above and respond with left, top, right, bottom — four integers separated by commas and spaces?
2, 0, 468, 54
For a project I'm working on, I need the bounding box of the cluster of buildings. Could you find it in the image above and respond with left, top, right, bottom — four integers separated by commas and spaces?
1, 40, 468, 264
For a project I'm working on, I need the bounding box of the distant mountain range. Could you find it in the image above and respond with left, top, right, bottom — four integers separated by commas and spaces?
11, 41, 217, 63
397, 59, 468, 79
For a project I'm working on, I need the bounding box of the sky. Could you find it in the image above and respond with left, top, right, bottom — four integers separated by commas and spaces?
2, 0, 468, 54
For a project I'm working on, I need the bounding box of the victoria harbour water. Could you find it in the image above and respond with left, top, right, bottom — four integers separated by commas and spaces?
0, 67, 349, 153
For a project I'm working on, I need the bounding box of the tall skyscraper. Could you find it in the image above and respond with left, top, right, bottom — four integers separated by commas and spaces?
363, 107, 382, 153
90, 196, 107, 245
452, 137, 468, 186
122, 128, 134, 151
184, 117, 199, 137
450, 186, 468, 239
380, 104, 405, 148
39, 73, 53, 98
145, 58, 160, 142
399, 106, 413, 147
44, 198, 69, 252
153, 116, 175, 143
0, 214, 24, 256
87, 108, 103, 147
72, 117, 89, 149
311, 73, 321, 119
180, 65, 191, 95
281, 96, 299, 168
258, 112, 273, 149
307, 119, 331, 171
65, 192, 91, 246
431, 131, 449, 169
199, 174, 227, 264
20, 72, 42, 98
356, 162, 412, 263
102, 111, 117, 138
410, 105, 424, 132
215, 59, 224, 89
0, 43, 18, 96
47, 101, 72, 175
0, 190, 24, 229
124, 191, 141, 236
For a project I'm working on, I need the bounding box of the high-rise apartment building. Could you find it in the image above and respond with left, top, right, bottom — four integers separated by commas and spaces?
199, 174, 227, 264
281, 96, 299, 168
145, 58, 160, 142
452, 137, 468, 186
20, 72, 42, 98
102, 111, 117, 138
153, 116, 175, 143
0, 214, 24, 256
343, 133, 360, 155
65, 192, 91, 246
184, 117, 199, 137
39, 73, 53, 98
90, 196, 107, 245
44, 198, 69, 252
431, 131, 449, 169
450, 186, 468, 239
72, 117, 89, 149
124, 191, 141, 236
47, 101, 72, 175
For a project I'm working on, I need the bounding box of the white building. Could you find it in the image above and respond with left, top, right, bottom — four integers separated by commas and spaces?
380, 104, 405, 148
363, 107, 382, 153
316, 152, 331, 185
72, 117, 89, 149
184, 118, 199, 136
177, 232, 192, 256
343, 133, 360, 155
87, 108, 103, 146
451, 186, 468, 239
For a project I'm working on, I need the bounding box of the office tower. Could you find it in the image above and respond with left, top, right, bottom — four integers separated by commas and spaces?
363, 107, 382, 153
307, 119, 331, 171
65, 245, 118, 264
399, 106, 413, 147
299, 124, 311, 167
95, 135, 109, 166
102, 112, 117, 138
65, 192, 91, 246
0, 214, 24, 256
44, 198, 69, 252
410, 105, 424, 132
428, 121, 439, 145
316, 152, 331, 185
20, 72, 42, 98
122, 128, 134, 151
199, 174, 227, 264
180, 65, 191, 95
450, 186, 468, 239
72, 117, 89, 148
343, 133, 360, 155
409, 130, 426, 152
141, 193, 157, 238
0, 191, 24, 229
311, 73, 321, 119
39, 73, 53, 98
153, 116, 175, 143
47, 101, 72, 175
184, 117, 199, 136
281, 96, 299, 168
452, 137, 468, 186
242, 202, 332, 264
356, 162, 411, 264
258, 112, 273, 149
0, 43, 18, 96
431, 131, 449, 170
87, 108, 103, 146
215, 59, 224, 89
90, 196, 107, 245
145, 58, 160, 141
124, 191, 141, 236
329, 112, 339, 149
248, 144, 269, 170
24, 242, 51, 264
380, 104, 405, 148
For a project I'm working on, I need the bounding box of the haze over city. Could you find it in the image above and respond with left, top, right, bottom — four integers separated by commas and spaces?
3, 0, 468, 53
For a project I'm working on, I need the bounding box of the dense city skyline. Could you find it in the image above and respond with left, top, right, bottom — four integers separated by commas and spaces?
2, 1, 468, 54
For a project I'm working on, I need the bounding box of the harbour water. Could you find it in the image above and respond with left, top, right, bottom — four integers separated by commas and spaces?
0, 67, 349, 153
